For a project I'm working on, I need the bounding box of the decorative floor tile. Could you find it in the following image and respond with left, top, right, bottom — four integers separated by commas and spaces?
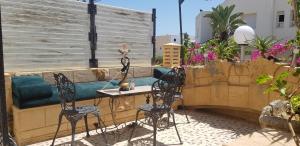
28, 110, 259, 146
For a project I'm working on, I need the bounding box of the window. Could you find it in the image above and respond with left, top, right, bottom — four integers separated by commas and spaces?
276, 11, 285, 28
290, 10, 295, 27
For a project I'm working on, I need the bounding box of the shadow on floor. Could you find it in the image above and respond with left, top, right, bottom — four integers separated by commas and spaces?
257, 128, 295, 145
224, 128, 297, 146
49, 109, 264, 146
182, 109, 260, 137
55, 124, 154, 146
184, 109, 297, 145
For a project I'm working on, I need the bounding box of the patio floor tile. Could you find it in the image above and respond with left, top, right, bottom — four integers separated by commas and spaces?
28, 110, 260, 146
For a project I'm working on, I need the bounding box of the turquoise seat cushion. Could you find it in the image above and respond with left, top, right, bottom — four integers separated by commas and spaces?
17, 81, 119, 109
153, 67, 171, 79
75, 81, 117, 100
12, 75, 53, 103
133, 77, 158, 86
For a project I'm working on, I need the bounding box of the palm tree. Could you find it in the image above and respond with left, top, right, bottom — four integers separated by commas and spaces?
249, 36, 277, 58
291, 0, 300, 29
205, 5, 245, 42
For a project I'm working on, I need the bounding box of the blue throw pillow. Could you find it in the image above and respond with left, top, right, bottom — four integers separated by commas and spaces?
12, 75, 52, 102
18, 83, 53, 102
12, 75, 45, 88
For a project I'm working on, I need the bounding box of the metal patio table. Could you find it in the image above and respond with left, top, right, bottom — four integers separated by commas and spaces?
96, 86, 152, 129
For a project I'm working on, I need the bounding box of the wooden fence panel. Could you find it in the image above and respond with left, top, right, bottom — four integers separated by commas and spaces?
96, 5, 153, 67
1, 0, 153, 71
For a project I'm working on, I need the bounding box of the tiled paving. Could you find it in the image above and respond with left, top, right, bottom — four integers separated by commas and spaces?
29, 110, 260, 146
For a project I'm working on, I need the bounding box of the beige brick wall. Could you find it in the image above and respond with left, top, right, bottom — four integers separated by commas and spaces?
183, 58, 296, 113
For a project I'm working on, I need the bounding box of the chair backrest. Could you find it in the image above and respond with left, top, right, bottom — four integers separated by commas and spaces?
151, 68, 178, 110
53, 73, 76, 111
176, 67, 186, 93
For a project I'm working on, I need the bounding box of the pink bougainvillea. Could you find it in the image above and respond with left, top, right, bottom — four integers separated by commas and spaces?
183, 39, 295, 65
207, 51, 217, 61
187, 42, 205, 65
251, 49, 261, 60
188, 47, 195, 53
267, 43, 290, 57
188, 43, 201, 52
194, 43, 201, 49
191, 54, 204, 64
297, 57, 300, 65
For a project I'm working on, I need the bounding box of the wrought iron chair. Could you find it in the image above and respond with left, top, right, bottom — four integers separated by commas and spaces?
173, 67, 189, 123
51, 73, 107, 146
128, 69, 183, 146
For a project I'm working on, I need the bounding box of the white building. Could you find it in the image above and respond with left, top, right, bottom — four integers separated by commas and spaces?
196, 0, 297, 43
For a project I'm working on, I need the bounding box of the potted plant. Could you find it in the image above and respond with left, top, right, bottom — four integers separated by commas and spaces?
257, 69, 300, 145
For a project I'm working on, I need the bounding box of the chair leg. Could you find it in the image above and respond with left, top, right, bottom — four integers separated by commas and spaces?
288, 115, 300, 146
128, 110, 141, 142
84, 115, 90, 137
180, 98, 190, 123
171, 112, 183, 144
167, 112, 170, 128
152, 116, 158, 146
70, 121, 77, 146
51, 112, 63, 146
96, 113, 108, 144
99, 117, 107, 133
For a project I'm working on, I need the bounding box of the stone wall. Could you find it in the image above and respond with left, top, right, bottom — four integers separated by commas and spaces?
183, 59, 297, 114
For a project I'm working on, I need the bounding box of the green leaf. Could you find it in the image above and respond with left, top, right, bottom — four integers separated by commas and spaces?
276, 72, 289, 81
291, 95, 300, 113
249, 36, 277, 55
264, 86, 277, 94
275, 80, 287, 89
256, 75, 273, 84
279, 88, 287, 96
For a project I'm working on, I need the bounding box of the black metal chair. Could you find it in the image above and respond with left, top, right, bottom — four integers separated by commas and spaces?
51, 73, 107, 146
173, 67, 189, 123
128, 69, 182, 146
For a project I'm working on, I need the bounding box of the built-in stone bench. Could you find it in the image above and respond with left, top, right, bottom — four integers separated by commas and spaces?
5, 66, 172, 146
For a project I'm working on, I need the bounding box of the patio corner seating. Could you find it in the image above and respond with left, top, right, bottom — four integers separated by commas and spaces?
11, 67, 170, 109
6, 66, 172, 146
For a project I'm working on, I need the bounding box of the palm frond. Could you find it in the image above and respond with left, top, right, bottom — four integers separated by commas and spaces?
205, 5, 245, 42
